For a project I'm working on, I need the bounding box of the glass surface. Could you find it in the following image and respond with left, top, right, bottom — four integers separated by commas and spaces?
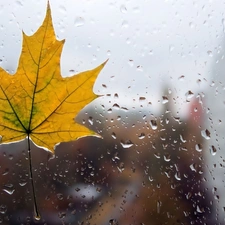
0, 0, 225, 224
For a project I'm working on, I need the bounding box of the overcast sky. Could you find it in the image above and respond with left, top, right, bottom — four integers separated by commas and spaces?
0, 0, 225, 116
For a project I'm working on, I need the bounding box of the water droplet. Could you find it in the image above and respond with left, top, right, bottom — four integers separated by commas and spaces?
207, 50, 213, 57
114, 93, 119, 98
57, 193, 64, 200
96, 187, 102, 193
138, 133, 145, 139
90, 171, 94, 176
164, 154, 171, 162
169, 45, 174, 52
71, 209, 76, 215
120, 140, 133, 149
2, 168, 9, 176
189, 22, 195, 28
210, 145, 217, 156
222, 18, 225, 33
196, 205, 204, 213
157, 201, 162, 213
195, 143, 202, 152
186, 192, 192, 199
162, 96, 168, 104
117, 162, 125, 173
109, 219, 118, 225
201, 129, 210, 140
139, 97, 146, 102
3, 188, 15, 195
16, 1, 23, 7
34, 214, 41, 221
185, 90, 194, 101
19, 181, 27, 187
107, 108, 113, 113
133, 6, 140, 13
0, 205, 7, 214
175, 172, 181, 181
179, 134, 186, 143
3, 184, 14, 195
74, 17, 85, 27
126, 38, 131, 44
120, 5, 127, 13
178, 75, 185, 81
136, 65, 143, 71
59, 5, 66, 14
58, 211, 66, 219
112, 103, 120, 109
150, 120, 157, 130
111, 132, 116, 139
88, 117, 93, 125
149, 50, 154, 55
190, 163, 197, 172
75, 187, 80, 192
122, 20, 129, 28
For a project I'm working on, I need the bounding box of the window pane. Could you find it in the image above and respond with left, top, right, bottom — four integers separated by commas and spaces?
0, 0, 224, 224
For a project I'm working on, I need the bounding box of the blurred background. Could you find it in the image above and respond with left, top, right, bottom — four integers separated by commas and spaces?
0, 0, 225, 224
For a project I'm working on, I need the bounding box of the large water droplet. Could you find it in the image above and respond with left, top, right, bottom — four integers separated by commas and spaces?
201, 129, 210, 140
120, 140, 133, 149
34, 214, 41, 221
150, 119, 157, 130
3, 188, 15, 195
3, 184, 14, 195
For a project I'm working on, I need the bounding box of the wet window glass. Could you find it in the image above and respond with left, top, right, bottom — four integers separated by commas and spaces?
0, 0, 225, 224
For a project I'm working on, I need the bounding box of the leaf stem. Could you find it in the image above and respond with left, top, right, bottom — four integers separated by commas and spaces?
27, 137, 41, 220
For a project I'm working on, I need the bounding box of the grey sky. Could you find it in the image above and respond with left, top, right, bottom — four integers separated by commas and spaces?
0, 0, 224, 116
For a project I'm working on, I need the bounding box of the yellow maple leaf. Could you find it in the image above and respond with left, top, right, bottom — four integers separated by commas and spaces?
0, 5, 106, 153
